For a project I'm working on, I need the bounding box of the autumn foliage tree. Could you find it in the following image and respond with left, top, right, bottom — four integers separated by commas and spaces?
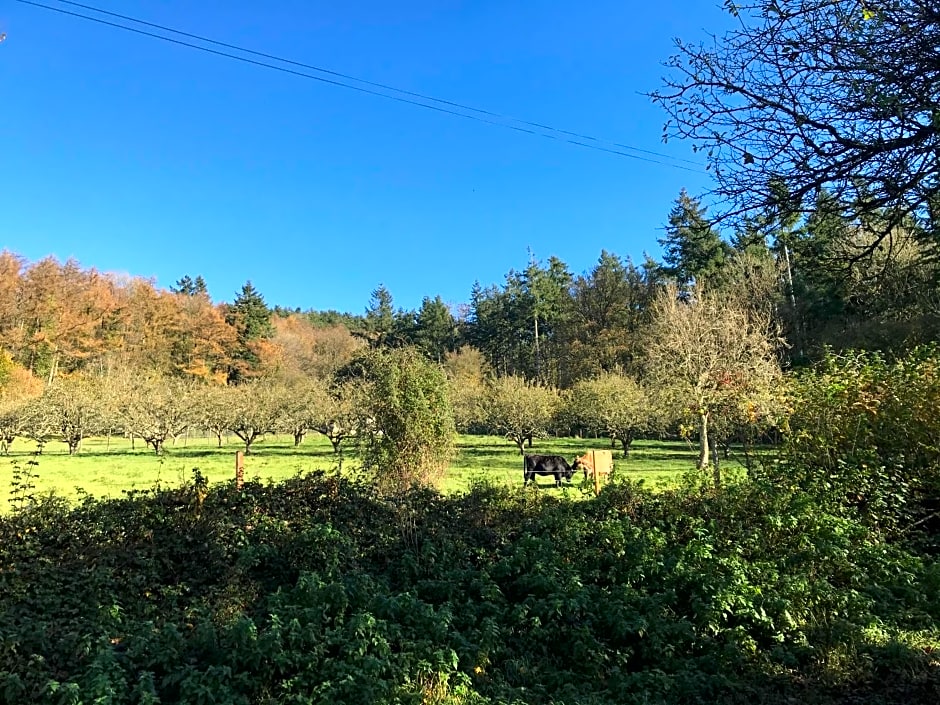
642, 284, 782, 488
0, 350, 42, 453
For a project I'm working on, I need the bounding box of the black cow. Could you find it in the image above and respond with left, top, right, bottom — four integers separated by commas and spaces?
523, 454, 575, 487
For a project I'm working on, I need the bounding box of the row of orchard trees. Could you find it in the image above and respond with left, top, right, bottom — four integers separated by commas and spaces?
0, 277, 787, 491
0, 369, 353, 457
0, 347, 456, 493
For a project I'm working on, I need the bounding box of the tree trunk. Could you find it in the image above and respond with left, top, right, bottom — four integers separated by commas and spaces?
619, 434, 634, 458
67, 438, 80, 455
150, 438, 164, 455
526, 434, 533, 448
697, 412, 710, 470
711, 437, 721, 493
514, 435, 526, 454
330, 436, 342, 454
293, 431, 305, 446
216, 431, 223, 448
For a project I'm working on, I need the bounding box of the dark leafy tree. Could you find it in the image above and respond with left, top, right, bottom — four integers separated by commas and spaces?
363, 285, 403, 349
465, 282, 519, 377
523, 255, 574, 384
652, 0, 940, 239
562, 251, 664, 382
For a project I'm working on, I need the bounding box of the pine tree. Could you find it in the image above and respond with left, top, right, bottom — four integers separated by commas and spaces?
659, 189, 731, 287
225, 281, 274, 384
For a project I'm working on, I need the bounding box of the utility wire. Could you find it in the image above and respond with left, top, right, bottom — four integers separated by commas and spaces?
14, 0, 707, 174
49, 0, 704, 168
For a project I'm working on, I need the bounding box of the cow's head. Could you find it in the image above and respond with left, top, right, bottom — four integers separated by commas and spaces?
573, 453, 594, 481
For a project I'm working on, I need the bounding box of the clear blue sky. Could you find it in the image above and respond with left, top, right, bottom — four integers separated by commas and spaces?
1, 0, 726, 314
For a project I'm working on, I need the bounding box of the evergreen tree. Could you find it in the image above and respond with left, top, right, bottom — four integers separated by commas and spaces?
171, 275, 209, 297
225, 281, 274, 384
364, 285, 399, 348
412, 296, 456, 361
658, 189, 731, 288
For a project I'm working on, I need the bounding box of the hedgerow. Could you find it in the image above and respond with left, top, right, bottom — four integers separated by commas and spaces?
0, 470, 937, 704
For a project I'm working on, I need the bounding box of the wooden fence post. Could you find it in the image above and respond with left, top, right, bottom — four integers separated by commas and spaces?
592, 450, 600, 496
235, 451, 245, 489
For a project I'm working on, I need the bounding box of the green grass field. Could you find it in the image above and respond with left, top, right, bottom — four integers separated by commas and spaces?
0, 431, 740, 504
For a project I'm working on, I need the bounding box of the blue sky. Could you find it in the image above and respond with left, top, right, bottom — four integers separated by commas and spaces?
1, 1, 726, 314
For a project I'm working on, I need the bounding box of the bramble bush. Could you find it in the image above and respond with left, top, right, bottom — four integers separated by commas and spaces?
779, 346, 940, 538
0, 466, 937, 704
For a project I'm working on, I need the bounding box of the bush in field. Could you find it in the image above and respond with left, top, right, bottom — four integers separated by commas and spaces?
482, 374, 560, 453
346, 347, 455, 491
781, 346, 940, 533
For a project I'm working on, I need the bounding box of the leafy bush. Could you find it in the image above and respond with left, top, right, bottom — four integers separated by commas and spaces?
0, 470, 937, 704
780, 346, 940, 535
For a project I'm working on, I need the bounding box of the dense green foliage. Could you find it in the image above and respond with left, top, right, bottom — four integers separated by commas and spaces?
346, 347, 456, 491
0, 473, 937, 705
779, 346, 940, 536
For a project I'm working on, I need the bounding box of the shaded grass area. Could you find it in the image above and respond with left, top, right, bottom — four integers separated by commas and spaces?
0, 432, 745, 503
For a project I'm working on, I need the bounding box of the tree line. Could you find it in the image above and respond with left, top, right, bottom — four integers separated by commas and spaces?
2, 181, 939, 485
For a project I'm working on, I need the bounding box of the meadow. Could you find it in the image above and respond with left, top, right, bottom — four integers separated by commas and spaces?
0, 432, 723, 502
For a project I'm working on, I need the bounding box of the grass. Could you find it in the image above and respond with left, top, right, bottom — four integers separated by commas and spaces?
0, 431, 747, 504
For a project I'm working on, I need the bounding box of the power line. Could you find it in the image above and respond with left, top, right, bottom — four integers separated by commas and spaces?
49, 0, 705, 169
14, 0, 707, 174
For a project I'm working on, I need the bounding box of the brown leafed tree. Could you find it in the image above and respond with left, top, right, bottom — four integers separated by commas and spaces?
170, 292, 237, 383
272, 315, 364, 381
18, 258, 121, 382
0, 350, 42, 453
642, 284, 782, 489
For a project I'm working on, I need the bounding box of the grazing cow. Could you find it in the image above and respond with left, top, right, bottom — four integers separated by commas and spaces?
523, 454, 575, 487
573, 452, 594, 482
